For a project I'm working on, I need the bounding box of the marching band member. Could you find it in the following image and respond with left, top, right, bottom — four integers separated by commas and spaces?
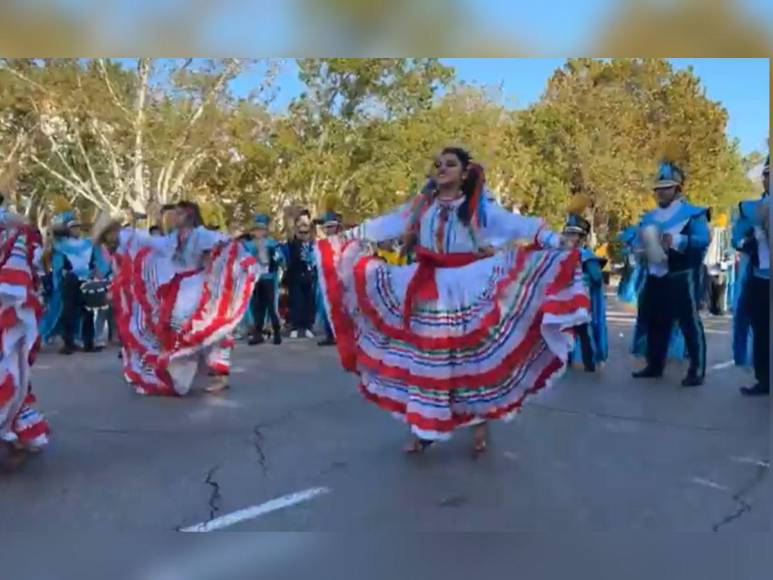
732, 155, 769, 396
245, 213, 283, 346
562, 197, 608, 372
40, 200, 110, 354
617, 225, 645, 307
631, 159, 710, 387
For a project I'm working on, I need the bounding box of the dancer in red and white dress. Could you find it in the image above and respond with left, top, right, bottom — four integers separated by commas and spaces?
316, 147, 590, 454
0, 205, 49, 469
101, 202, 261, 397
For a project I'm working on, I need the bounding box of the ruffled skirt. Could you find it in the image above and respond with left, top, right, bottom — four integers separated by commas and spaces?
0, 228, 49, 450
112, 241, 259, 396
316, 238, 590, 440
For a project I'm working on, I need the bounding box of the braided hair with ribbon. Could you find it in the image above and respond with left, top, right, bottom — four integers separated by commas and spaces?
401, 147, 488, 254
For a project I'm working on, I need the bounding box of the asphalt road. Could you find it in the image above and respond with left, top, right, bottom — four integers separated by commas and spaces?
1, 296, 769, 561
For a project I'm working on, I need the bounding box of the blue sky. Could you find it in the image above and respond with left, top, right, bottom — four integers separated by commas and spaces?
237, 58, 769, 155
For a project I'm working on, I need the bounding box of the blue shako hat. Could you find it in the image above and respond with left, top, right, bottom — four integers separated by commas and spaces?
316, 210, 342, 227
53, 210, 80, 228
563, 213, 591, 236
655, 160, 685, 189
253, 213, 270, 228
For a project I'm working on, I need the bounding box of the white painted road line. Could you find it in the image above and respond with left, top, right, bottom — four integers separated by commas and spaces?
180, 487, 331, 532
204, 397, 243, 409
503, 451, 519, 462
691, 477, 729, 492
730, 456, 770, 468
710, 360, 735, 371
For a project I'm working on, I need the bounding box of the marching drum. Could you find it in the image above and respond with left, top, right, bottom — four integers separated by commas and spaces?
80, 278, 110, 311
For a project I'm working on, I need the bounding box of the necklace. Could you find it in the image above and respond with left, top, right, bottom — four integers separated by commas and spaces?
437, 192, 462, 202
436, 186, 462, 202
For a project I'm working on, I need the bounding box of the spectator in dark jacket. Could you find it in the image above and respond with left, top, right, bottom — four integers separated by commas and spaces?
283, 210, 317, 339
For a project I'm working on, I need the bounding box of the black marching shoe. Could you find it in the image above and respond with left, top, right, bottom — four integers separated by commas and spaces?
248, 334, 264, 346
59, 343, 76, 356
681, 373, 704, 388
740, 383, 770, 397
632, 366, 662, 379
318, 336, 336, 347
272, 333, 282, 345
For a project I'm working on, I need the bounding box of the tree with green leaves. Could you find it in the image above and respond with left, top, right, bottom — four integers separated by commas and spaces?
0, 58, 275, 220
516, 58, 753, 239
265, 58, 453, 227
0, 57, 756, 243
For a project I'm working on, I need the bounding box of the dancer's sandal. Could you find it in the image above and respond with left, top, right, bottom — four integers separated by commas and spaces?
404, 438, 434, 454
205, 376, 230, 393
472, 427, 488, 457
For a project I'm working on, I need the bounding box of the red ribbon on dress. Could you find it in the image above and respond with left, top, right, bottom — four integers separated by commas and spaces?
402, 247, 480, 328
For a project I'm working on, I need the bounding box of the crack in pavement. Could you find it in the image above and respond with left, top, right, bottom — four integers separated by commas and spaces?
712, 496, 752, 533
49, 392, 362, 438
712, 464, 769, 532
204, 464, 223, 522
252, 425, 268, 476
253, 392, 362, 432
175, 463, 224, 531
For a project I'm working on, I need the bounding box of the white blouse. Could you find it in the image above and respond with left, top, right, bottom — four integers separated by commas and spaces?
119, 226, 228, 270
345, 196, 559, 252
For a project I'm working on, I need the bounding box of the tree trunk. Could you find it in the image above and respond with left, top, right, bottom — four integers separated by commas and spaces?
131, 58, 151, 212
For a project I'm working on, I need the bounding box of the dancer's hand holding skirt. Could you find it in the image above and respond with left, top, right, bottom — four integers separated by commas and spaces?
317, 236, 590, 441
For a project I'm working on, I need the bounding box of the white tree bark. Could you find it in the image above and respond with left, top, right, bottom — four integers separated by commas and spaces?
131, 58, 151, 212
72, 119, 109, 205
2, 58, 261, 216
29, 153, 96, 205
1, 132, 25, 169
90, 119, 126, 206
96, 58, 132, 120
157, 58, 242, 202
